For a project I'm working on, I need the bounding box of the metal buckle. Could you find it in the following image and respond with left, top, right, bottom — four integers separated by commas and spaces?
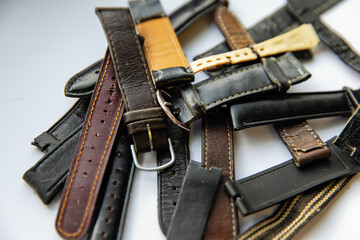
156, 90, 190, 131
130, 124, 176, 171
343, 86, 359, 111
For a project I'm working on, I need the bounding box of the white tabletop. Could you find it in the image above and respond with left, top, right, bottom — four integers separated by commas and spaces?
1, 0, 360, 239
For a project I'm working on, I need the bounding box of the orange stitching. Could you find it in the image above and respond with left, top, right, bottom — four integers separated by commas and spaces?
226, 120, 236, 237
57, 55, 124, 237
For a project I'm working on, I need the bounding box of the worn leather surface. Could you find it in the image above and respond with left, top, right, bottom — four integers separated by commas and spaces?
169, 52, 310, 124
166, 161, 222, 240
230, 89, 359, 130
64, 0, 221, 97
275, 122, 331, 167
152, 67, 194, 88
24, 125, 82, 204
56, 52, 125, 239
201, 109, 238, 240
97, 8, 167, 153
225, 136, 360, 216
32, 96, 91, 153
89, 127, 134, 240
157, 119, 190, 234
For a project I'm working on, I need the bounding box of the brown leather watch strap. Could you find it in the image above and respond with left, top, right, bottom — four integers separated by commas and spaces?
275, 122, 331, 167
96, 8, 168, 153
55, 51, 125, 239
201, 109, 238, 240
215, 5, 330, 167
215, 5, 253, 51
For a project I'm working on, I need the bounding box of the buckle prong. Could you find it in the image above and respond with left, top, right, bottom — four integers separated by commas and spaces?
131, 138, 175, 171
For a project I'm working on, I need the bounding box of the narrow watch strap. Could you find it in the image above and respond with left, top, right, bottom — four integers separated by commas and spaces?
157, 119, 190, 233
166, 161, 222, 240
201, 109, 238, 240
129, 0, 193, 88
56, 51, 125, 239
89, 127, 134, 240
96, 7, 168, 153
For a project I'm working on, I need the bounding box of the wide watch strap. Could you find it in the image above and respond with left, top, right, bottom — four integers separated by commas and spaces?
201, 109, 238, 240
56, 51, 125, 239
96, 7, 168, 154
129, 0, 193, 88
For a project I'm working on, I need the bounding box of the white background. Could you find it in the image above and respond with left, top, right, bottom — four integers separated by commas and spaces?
1, 0, 360, 239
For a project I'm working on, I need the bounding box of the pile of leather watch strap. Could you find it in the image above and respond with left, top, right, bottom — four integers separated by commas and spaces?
23, 0, 360, 239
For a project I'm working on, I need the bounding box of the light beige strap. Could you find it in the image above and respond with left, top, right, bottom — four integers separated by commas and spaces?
190, 24, 319, 73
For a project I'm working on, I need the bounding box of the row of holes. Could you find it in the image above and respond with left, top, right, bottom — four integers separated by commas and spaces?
196, 51, 253, 67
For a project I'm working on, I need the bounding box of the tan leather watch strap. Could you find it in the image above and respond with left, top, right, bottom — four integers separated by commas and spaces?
56, 51, 125, 239
201, 109, 238, 240
275, 122, 331, 167
215, 6, 330, 167
137, 17, 190, 74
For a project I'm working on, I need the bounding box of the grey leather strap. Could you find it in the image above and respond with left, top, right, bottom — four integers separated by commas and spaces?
167, 53, 310, 124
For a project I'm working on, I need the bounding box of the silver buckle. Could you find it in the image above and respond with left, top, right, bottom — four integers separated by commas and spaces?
130, 124, 175, 171
156, 90, 190, 131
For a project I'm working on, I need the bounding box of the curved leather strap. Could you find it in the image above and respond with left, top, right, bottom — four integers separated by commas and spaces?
56, 51, 125, 239
230, 88, 360, 130
32, 96, 90, 153
96, 8, 168, 153
89, 127, 134, 240
167, 52, 310, 124
201, 109, 238, 240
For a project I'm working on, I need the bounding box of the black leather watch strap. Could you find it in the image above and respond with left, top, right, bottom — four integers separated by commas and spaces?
32, 96, 90, 153
166, 161, 222, 240
167, 52, 310, 124
89, 127, 134, 240
157, 119, 190, 234
24, 125, 82, 204
230, 88, 359, 130
225, 132, 360, 216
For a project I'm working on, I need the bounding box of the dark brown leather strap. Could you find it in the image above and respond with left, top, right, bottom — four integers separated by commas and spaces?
56, 51, 125, 239
215, 5, 330, 167
201, 109, 238, 240
275, 122, 331, 167
96, 7, 168, 154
